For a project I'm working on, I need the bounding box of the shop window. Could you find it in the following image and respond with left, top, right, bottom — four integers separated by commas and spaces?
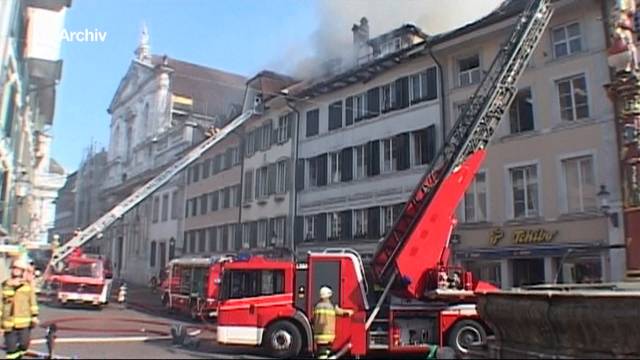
465, 261, 501, 288
555, 256, 602, 284
512, 258, 545, 287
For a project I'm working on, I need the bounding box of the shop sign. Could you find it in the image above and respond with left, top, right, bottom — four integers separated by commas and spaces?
489, 228, 558, 245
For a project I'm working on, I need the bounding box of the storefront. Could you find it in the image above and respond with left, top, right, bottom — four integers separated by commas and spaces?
453, 216, 613, 289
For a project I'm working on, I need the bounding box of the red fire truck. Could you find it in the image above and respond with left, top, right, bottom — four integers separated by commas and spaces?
43, 249, 113, 308
161, 256, 231, 319
214, 0, 553, 357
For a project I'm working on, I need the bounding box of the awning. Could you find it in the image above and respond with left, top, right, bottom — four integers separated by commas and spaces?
24, 0, 72, 11
26, 58, 63, 125
454, 242, 618, 260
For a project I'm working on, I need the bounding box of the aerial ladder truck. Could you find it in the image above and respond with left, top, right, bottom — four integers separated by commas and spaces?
212, 0, 553, 358
41, 110, 255, 303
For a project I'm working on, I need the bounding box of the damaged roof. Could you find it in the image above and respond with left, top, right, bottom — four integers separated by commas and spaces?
295, 0, 528, 98
247, 70, 299, 103
150, 55, 247, 118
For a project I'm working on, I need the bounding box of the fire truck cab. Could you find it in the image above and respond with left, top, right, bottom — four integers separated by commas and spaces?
162, 256, 230, 319
216, 250, 490, 358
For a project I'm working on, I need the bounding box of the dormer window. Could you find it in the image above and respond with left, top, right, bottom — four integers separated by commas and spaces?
380, 37, 403, 57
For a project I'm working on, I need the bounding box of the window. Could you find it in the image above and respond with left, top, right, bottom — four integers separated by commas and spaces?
221, 225, 230, 251
381, 82, 396, 112
223, 270, 285, 299
202, 159, 211, 179
308, 158, 318, 188
458, 54, 481, 87
552, 22, 582, 58
231, 147, 240, 166
209, 227, 218, 252
509, 88, 534, 134
171, 190, 179, 220
228, 224, 237, 251
276, 160, 288, 194
354, 145, 368, 179
255, 166, 269, 199
257, 219, 268, 248
380, 205, 395, 235
271, 217, 286, 246
196, 194, 206, 215
152, 197, 160, 223
246, 130, 256, 157
412, 126, 436, 166
229, 186, 238, 208
328, 101, 343, 131
562, 156, 596, 212
381, 138, 397, 173
353, 92, 367, 121
254, 126, 263, 152
189, 231, 196, 253
150, 241, 156, 267
410, 67, 438, 103
329, 152, 341, 184
304, 216, 315, 242
328, 212, 341, 240
223, 187, 231, 208
198, 229, 206, 252
557, 75, 589, 121
192, 164, 200, 182
276, 113, 292, 144
242, 223, 251, 249
191, 197, 197, 217
353, 209, 368, 238
161, 194, 169, 222
510, 165, 539, 218
465, 261, 502, 288
261, 121, 272, 150
464, 172, 488, 222
212, 154, 221, 174
210, 191, 219, 212
244, 170, 253, 202
306, 109, 319, 137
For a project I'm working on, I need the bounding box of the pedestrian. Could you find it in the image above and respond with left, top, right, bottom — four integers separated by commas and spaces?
312, 286, 353, 360
1, 258, 39, 359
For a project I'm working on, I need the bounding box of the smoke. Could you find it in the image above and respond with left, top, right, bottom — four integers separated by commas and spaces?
272, 0, 505, 79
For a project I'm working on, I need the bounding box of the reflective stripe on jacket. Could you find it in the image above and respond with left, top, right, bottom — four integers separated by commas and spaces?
313, 301, 336, 344
0, 280, 38, 330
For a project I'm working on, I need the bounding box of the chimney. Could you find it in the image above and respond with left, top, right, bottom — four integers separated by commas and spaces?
352, 17, 370, 63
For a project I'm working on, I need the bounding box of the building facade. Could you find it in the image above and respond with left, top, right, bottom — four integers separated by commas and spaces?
101, 28, 245, 284
0, 0, 70, 245
292, 0, 625, 287
50, 171, 77, 244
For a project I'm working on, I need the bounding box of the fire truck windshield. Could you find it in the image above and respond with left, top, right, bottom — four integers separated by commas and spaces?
61, 262, 104, 278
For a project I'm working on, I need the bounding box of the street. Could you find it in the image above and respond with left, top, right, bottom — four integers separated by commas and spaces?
3, 298, 271, 359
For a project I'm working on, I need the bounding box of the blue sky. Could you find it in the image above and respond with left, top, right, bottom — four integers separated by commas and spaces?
52, 0, 501, 173
52, 0, 317, 172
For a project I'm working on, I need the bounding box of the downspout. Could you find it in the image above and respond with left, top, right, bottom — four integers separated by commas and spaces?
286, 100, 301, 256
426, 37, 447, 147
235, 128, 245, 252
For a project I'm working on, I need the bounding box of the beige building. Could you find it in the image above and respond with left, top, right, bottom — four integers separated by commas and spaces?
292, 0, 624, 287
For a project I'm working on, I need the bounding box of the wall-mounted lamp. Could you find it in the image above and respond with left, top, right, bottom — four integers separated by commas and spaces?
597, 184, 619, 228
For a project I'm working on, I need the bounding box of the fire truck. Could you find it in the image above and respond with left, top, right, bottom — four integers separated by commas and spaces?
43, 248, 113, 308
213, 0, 553, 358
161, 256, 230, 319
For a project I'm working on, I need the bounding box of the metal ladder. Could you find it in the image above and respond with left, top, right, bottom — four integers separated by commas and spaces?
371, 0, 554, 286
49, 110, 255, 269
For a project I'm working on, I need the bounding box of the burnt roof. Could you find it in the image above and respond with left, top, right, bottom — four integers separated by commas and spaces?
150, 55, 247, 118
247, 70, 299, 102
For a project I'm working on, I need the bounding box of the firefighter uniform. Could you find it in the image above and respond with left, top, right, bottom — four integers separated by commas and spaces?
1, 259, 39, 359
312, 286, 352, 360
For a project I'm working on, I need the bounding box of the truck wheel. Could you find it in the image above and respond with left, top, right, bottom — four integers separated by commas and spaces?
263, 321, 302, 359
447, 319, 487, 355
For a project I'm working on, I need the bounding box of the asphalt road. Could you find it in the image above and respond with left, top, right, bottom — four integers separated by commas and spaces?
2, 301, 271, 359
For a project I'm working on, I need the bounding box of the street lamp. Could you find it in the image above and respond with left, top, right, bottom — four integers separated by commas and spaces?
597, 184, 619, 228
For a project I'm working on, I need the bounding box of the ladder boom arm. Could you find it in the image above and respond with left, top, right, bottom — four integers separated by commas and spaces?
48, 110, 254, 268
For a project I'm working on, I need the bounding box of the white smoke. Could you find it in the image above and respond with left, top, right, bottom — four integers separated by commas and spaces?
272, 0, 505, 78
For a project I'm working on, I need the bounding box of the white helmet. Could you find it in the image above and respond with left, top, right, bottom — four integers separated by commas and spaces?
319, 286, 333, 300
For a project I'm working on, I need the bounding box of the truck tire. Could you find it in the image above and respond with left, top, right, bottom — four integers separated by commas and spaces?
263, 320, 302, 359
447, 319, 487, 355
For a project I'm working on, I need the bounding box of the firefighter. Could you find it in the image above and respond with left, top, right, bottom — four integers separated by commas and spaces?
313, 286, 353, 360
1, 258, 39, 359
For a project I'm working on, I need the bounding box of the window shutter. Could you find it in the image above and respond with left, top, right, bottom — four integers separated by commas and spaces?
341, 147, 353, 182
329, 101, 343, 131
401, 77, 410, 108
345, 97, 354, 126
394, 78, 403, 110
365, 143, 372, 177
244, 170, 253, 202
426, 125, 436, 164
367, 87, 380, 117
317, 154, 328, 187
341, 210, 352, 240
395, 133, 411, 170
235, 184, 242, 206
264, 122, 272, 150
368, 206, 380, 239
267, 218, 274, 246
268, 163, 277, 195
426, 67, 438, 100
286, 159, 292, 191
295, 159, 305, 191
294, 216, 303, 245
249, 221, 257, 248
369, 140, 380, 176
287, 113, 294, 140
316, 213, 327, 242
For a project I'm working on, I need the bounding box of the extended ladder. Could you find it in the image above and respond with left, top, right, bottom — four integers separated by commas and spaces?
371, 0, 554, 285
49, 110, 255, 269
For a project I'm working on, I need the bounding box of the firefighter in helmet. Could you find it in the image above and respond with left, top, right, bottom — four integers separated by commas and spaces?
313, 286, 353, 359
1, 257, 39, 359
